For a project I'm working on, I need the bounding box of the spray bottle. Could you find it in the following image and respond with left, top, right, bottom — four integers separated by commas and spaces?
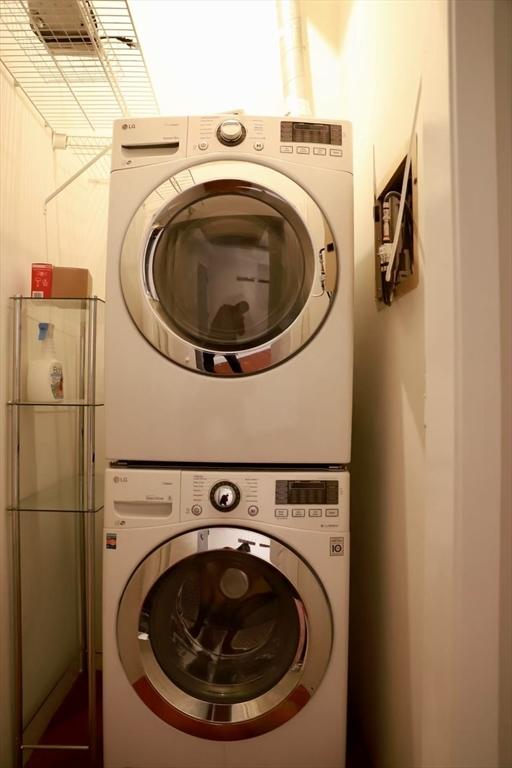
27, 322, 64, 401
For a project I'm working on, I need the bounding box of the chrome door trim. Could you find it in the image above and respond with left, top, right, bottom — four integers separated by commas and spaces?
119, 162, 337, 376
117, 527, 333, 740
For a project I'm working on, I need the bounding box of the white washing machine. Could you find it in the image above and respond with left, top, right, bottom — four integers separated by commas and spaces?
103, 466, 350, 768
105, 115, 353, 465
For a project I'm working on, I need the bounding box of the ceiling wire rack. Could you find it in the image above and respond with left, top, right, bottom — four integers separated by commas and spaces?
0, 0, 160, 189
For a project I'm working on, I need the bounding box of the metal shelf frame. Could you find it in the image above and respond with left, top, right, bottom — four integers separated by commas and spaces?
9, 296, 104, 767
0, 0, 160, 185
0, 0, 159, 136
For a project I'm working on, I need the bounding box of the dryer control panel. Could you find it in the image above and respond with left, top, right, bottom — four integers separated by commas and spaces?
110, 115, 352, 173
187, 115, 352, 173
104, 468, 349, 532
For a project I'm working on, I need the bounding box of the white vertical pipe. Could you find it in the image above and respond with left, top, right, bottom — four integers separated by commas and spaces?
276, 0, 312, 116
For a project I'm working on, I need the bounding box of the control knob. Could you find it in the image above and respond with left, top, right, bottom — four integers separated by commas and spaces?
210, 481, 241, 512
217, 119, 246, 146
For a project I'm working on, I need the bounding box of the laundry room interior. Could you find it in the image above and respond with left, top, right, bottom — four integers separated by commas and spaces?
0, 1, 511, 768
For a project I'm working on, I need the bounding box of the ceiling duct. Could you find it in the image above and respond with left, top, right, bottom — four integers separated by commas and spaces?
28, 0, 100, 57
276, 0, 312, 116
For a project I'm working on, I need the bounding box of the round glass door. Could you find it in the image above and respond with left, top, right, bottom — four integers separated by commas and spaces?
117, 527, 333, 740
151, 190, 312, 352
120, 162, 337, 376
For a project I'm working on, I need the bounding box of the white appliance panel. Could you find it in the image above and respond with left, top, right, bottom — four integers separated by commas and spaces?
105, 119, 353, 463
103, 468, 349, 768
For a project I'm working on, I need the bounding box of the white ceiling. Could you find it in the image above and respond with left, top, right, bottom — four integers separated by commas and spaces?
128, 0, 285, 117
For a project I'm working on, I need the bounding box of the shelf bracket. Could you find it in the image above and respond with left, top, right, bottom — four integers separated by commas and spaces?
44, 143, 111, 212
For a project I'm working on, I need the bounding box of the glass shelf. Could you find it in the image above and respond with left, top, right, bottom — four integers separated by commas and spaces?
12, 296, 105, 304
14, 476, 104, 513
9, 295, 103, 762
10, 296, 104, 405
13, 404, 105, 514
9, 401, 105, 407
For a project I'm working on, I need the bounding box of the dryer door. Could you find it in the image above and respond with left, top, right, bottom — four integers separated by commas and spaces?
120, 161, 337, 375
117, 527, 332, 740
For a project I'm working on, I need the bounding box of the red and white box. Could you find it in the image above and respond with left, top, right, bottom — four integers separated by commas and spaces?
31, 263, 53, 298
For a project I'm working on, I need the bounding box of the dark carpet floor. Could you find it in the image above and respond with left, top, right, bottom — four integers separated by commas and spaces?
25, 672, 102, 768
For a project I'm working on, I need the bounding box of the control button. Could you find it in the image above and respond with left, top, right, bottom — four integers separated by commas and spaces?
248, 505, 259, 517
325, 508, 339, 517
253, 142, 264, 151
309, 508, 322, 517
329, 148, 343, 157
191, 504, 202, 516
198, 141, 208, 151
210, 481, 241, 512
296, 146, 310, 154
292, 508, 305, 518
280, 145, 293, 153
217, 119, 246, 146
275, 508, 289, 518
313, 147, 326, 156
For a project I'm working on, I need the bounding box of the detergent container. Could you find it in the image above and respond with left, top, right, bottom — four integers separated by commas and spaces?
27, 322, 64, 401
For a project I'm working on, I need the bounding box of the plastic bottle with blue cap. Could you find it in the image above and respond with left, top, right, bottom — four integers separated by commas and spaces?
27, 322, 64, 401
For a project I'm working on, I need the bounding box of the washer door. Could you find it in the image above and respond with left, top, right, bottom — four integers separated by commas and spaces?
117, 527, 332, 740
120, 161, 337, 375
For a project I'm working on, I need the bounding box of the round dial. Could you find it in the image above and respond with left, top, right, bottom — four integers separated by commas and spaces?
217, 119, 246, 146
210, 481, 241, 512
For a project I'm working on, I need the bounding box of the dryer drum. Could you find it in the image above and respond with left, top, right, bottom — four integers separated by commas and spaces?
150, 201, 310, 352
116, 527, 333, 740
119, 161, 338, 376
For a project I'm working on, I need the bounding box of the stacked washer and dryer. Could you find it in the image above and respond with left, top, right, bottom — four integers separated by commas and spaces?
103, 115, 353, 768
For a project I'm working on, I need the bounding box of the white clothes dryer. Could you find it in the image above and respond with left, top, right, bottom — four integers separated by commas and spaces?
102, 466, 350, 768
105, 115, 353, 465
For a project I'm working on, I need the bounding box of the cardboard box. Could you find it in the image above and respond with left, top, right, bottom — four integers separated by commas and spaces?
51, 267, 92, 298
31, 263, 53, 298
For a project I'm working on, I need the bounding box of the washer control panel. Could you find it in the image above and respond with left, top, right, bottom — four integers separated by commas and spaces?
181, 470, 349, 531
105, 468, 349, 532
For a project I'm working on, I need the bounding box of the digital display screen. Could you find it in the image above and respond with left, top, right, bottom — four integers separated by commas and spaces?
275, 480, 339, 505
280, 121, 342, 146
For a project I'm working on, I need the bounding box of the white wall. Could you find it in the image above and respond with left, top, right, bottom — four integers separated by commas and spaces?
340, 0, 511, 765
449, 2, 511, 764
129, 0, 284, 117
0, 66, 108, 767
301, 0, 352, 120
337, 2, 430, 763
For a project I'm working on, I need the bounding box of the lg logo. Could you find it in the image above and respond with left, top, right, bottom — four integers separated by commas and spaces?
121, 123, 136, 130
113, 476, 128, 484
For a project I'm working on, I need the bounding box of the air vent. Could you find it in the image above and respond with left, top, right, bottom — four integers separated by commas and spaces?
28, 0, 99, 57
